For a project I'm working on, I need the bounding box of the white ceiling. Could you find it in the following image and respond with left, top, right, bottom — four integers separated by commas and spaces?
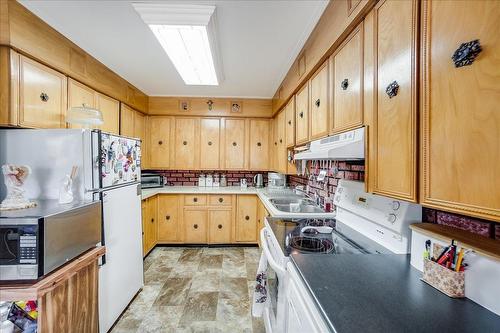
20, 0, 328, 98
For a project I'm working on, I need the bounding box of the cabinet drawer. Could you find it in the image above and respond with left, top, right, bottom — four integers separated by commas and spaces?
184, 195, 207, 206
209, 195, 232, 206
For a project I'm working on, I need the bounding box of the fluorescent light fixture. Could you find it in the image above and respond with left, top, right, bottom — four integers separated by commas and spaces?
133, 3, 222, 86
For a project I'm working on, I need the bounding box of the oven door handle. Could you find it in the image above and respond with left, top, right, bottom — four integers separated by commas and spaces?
260, 228, 286, 277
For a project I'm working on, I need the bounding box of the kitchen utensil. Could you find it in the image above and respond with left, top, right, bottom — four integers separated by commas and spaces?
253, 174, 264, 188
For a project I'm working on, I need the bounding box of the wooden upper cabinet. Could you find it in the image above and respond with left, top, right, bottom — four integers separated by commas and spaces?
332, 26, 363, 133
120, 104, 135, 137
96, 93, 120, 135
157, 195, 180, 242
284, 97, 295, 148
235, 195, 258, 242
200, 118, 221, 170
277, 110, 287, 174
149, 117, 172, 169
421, 0, 500, 221
19, 55, 67, 128
67, 79, 96, 129
295, 84, 309, 145
223, 119, 246, 169
249, 119, 270, 171
364, 0, 417, 202
174, 117, 199, 169
309, 61, 329, 139
134, 111, 147, 168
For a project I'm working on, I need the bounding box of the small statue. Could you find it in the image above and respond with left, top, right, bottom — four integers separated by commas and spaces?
0, 164, 37, 210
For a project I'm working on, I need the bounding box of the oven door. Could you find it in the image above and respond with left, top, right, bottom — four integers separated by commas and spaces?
260, 228, 287, 333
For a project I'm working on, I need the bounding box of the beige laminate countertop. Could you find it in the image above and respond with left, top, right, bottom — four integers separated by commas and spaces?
141, 186, 336, 219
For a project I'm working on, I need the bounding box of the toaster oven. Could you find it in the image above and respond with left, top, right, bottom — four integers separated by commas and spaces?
141, 173, 165, 188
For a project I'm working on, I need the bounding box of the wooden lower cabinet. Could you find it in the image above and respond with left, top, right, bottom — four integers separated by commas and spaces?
142, 196, 157, 256
183, 208, 208, 243
208, 209, 232, 244
235, 195, 258, 243
157, 195, 181, 242
257, 199, 269, 247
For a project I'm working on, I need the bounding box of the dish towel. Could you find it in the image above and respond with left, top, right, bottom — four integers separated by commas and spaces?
252, 251, 268, 317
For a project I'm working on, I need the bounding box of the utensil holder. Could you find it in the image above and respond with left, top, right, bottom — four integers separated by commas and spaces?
421, 258, 465, 298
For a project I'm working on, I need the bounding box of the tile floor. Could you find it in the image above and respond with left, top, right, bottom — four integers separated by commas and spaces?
111, 246, 265, 333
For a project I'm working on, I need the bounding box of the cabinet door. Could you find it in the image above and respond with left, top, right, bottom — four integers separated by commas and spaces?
67, 78, 96, 129
224, 119, 246, 169
147, 196, 158, 253
141, 199, 148, 256
235, 195, 258, 242
367, 0, 417, 202
285, 97, 295, 148
200, 118, 221, 169
277, 110, 287, 173
120, 104, 135, 137
183, 209, 207, 243
19, 55, 66, 128
295, 84, 309, 145
208, 209, 232, 244
421, 0, 500, 221
257, 200, 269, 247
96, 93, 120, 134
309, 61, 329, 139
332, 27, 363, 133
157, 195, 180, 242
142, 197, 157, 256
269, 118, 276, 171
249, 119, 270, 170
175, 118, 199, 169
149, 117, 171, 169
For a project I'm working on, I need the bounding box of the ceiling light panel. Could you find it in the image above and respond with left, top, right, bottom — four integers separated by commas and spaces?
133, 3, 222, 86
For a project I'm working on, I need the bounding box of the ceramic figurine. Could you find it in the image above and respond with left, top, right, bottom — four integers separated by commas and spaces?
0, 164, 36, 210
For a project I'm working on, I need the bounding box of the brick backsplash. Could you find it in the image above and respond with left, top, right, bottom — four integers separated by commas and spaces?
288, 161, 365, 207
144, 169, 268, 187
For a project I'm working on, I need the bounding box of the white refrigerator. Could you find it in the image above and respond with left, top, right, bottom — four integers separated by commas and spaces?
0, 129, 144, 333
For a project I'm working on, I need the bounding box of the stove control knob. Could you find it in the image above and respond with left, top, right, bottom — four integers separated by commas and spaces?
392, 201, 401, 211
388, 213, 397, 224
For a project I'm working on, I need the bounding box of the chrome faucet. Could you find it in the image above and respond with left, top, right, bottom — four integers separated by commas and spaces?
294, 186, 320, 205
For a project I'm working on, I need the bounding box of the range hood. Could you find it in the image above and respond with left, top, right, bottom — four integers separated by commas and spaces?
294, 127, 364, 161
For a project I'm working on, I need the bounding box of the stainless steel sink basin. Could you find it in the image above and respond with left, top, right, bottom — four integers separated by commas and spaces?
269, 197, 325, 213
269, 198, 315, 205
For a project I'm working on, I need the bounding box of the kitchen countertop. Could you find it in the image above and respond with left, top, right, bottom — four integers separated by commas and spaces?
291, 253, 500, 333
141, 186, 336, 219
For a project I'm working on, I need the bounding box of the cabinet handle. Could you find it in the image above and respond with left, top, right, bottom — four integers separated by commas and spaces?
274, 142, 277, 146
245, 215, 250, 221
257, 142, 261, 147
341, 79, 349, 90
193, 224, 198, 229
218, 197, 224, 203
150, 218, 154, 223
385, 81, 399, 99
183, 141, 187, 145
193, 197, 198, 202
279, 139, 283, 144
288, 120, 292, 125
40, 92, 49, 102
208, 141, 212, 146
452, 39, 482, 68
232, 142, 237, 146
218, 224, 223, 229
158, 140, 163, 145
315, 99, 320, 107
299, 111, 304, 118
166, 215, 170, 220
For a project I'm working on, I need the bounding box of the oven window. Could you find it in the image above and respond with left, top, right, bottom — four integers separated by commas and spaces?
0, 228, 19, 264
267, 264, 279, 319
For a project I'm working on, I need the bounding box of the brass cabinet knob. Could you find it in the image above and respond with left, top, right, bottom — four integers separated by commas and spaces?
279, 139, 282, 143
299, 111, 304, 118
218, 224, 223, 229
232, 142, 237, 146
193, 197, 198, 202
288, 120, 292, 125
158, 140, 163, 145
194, 224, 198, 229
341, 79, 349, 90
208, 141, 212, 146
218, 197, 224, 203
166, 215, 170, 220
245, 215, 250, 221
257, 142, 262, 147
150, 218, 154, 223
315, 99, 320, 107
183, 141, 187, 145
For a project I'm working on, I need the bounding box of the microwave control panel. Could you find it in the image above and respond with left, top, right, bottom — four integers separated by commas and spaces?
18, 226, 38, 264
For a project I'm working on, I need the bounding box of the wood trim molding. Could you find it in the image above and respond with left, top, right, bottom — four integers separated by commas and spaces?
149, 97, 272, 118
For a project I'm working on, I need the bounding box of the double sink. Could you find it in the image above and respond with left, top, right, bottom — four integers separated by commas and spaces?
268, 197, 325, 213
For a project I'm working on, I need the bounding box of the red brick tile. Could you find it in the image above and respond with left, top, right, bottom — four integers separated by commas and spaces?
182, 181, 195, 186
436, 211, 490, 237
496, 225, 500, 240
351, 164, 365, 171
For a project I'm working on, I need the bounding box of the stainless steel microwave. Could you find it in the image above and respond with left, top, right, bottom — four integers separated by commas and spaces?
0, 200, 101, 281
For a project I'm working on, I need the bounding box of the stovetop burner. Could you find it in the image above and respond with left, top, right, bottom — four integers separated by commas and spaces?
289, 236, 335, 254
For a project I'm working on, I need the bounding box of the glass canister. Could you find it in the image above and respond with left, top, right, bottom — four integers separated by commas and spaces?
198, 174, 206, 187
220, 174, 227, 187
